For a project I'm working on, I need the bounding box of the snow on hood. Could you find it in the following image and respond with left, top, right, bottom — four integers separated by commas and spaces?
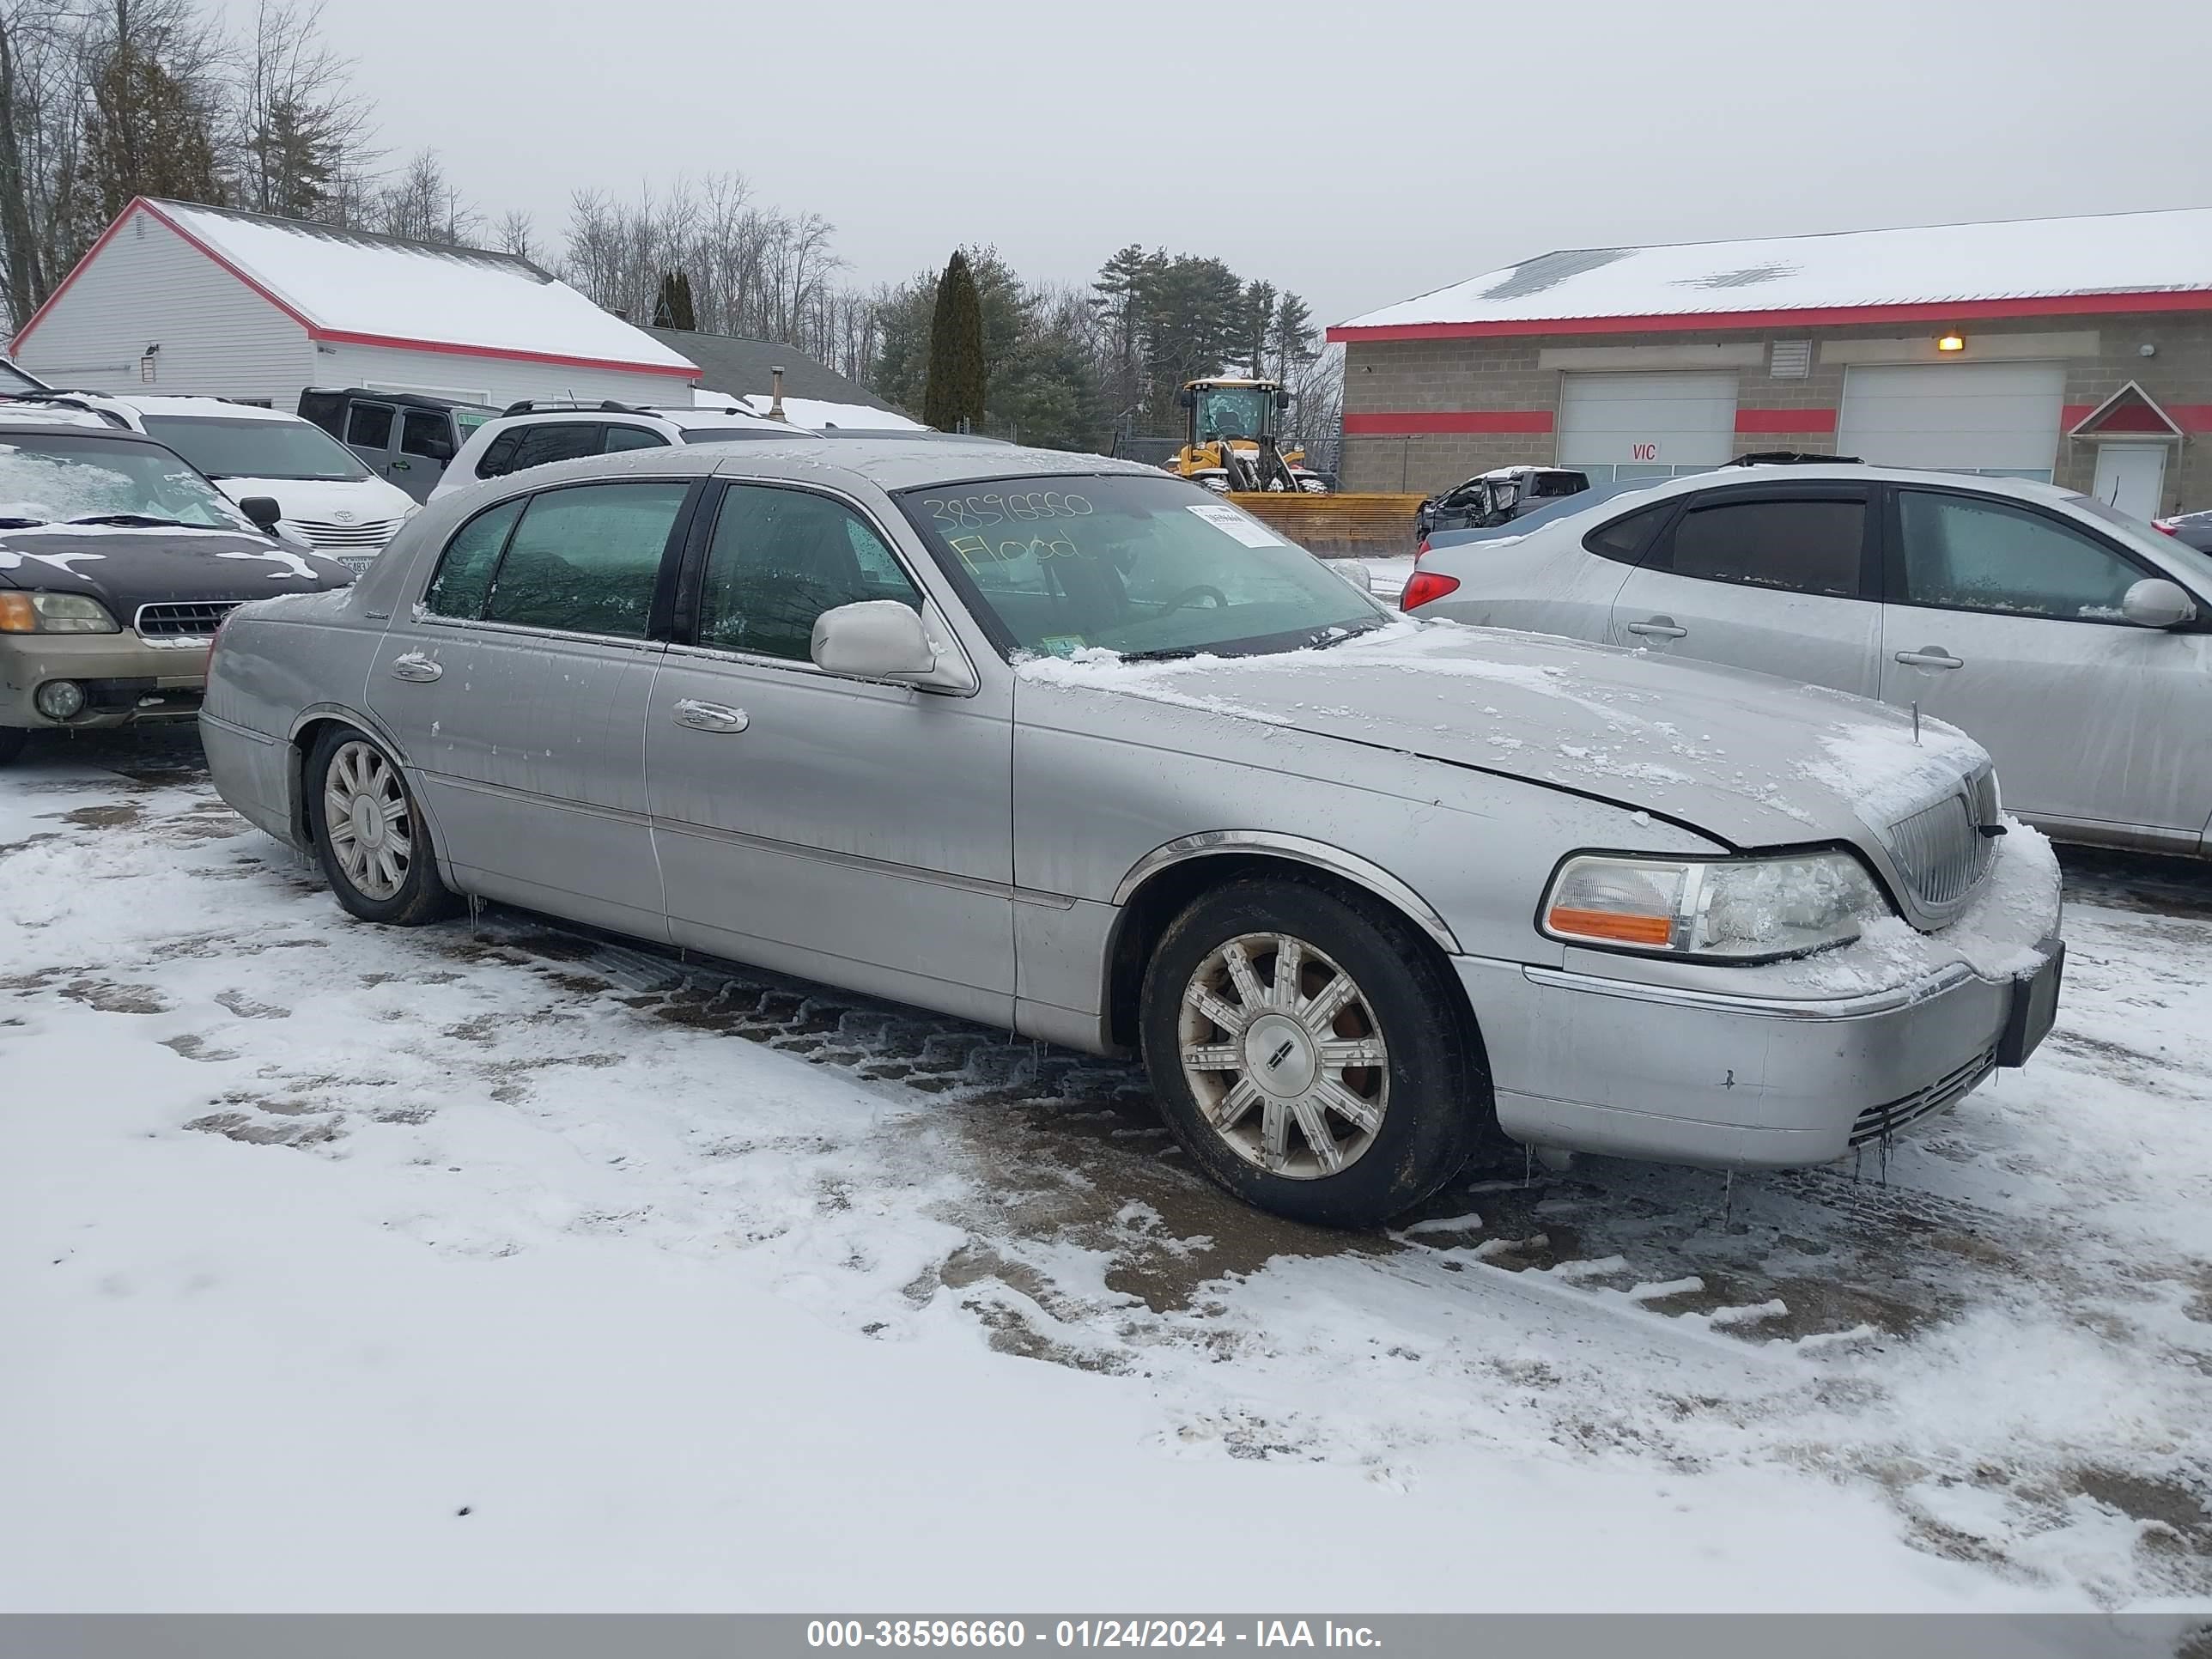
1015, 619, 1993, 850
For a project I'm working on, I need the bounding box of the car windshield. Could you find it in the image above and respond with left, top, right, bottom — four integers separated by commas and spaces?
139, 413, 369, 482
897, 473, 1388, 660
2067, 491, 2212, 592
0, 433, 255, 529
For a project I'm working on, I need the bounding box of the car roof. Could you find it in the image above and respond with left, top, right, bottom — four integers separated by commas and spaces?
0, 419, 176, 443
120, 395, 307, 422
708, 435, 1168, 492
1574, 462, 2088, 511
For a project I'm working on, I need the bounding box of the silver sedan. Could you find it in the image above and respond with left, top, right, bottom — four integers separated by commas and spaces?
200, 440, 2064, 1226
1405, 463, 2212, 860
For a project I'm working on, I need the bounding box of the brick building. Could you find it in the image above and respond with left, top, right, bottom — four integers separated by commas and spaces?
1328, 209, 2212, 520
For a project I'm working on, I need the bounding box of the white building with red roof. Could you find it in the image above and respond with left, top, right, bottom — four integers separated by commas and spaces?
10, 198, 699, 414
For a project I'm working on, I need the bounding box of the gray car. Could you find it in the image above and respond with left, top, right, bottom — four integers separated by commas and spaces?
199, 440, 2064, 1226
1405, 464, 2212, 859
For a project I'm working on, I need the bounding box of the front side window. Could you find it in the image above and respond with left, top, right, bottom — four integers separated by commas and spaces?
399, 410, 450, 459
1898, 490, 2144, 622
480, 482, 688, 638
696, 484, 921, 662
1660, 495, 1865, 598
346, 402, 394, 448
896, 473, 1387, 660
422, 497, 524, 619
0, 433, 254, 529
140, 414, 370, 482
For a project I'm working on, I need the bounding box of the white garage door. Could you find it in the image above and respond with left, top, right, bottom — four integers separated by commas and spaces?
1558, 372, 1739, 476
1837, 362, 2066, 477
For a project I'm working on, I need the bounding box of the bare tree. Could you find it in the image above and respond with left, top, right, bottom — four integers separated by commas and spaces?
490, 205, 534, 260
230, 0, 373, 222
375, 146, 473, 246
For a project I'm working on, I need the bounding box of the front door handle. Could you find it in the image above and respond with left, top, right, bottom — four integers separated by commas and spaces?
673, 699, 749, 733
387, 653, 442, 683
1625, 618, 1688, 640
1894, 648, 1964, 670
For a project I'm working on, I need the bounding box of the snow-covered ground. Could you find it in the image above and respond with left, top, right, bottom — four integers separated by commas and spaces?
4, 730, 2210, 1613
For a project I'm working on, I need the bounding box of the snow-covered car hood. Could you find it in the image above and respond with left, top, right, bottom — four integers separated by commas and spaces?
1018, 620, 1992, 854
0, 524, 354, 610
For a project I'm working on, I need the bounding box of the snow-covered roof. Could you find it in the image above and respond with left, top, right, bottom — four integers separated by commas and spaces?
720, 392, 927, 431
1333, 207, 2212, 338
27, 199, 698, 379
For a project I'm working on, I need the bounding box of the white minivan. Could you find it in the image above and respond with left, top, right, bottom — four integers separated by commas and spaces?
0, 392, 418, 569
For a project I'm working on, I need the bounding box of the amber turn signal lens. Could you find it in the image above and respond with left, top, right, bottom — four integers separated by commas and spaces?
0, 592, 37, 632
1545, 906, 1674, 946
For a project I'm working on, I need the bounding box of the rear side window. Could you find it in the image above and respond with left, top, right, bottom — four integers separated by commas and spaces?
477, 422, 600, 479
1582, 503, 1670, 564
345, 402, 394, 448
600, 424, 665, 454
1658, 496, 1865, 597
423, 497, 524, 619
482, 482, 688, 638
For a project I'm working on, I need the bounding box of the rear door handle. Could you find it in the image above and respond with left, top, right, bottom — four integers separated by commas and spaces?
387, 653, 442, 683
1625, 619, 1687, 639
1893, 649, 1964, 670
673, 699, 749, 733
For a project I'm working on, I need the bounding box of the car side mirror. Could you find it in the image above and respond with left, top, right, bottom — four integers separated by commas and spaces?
811, 600, 970, 689
419, 438, 455, 463
237, 495, 283, 532
2121, 577, 2196, 629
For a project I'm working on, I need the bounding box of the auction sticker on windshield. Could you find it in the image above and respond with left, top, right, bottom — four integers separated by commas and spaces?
1186, 502, 1285, 547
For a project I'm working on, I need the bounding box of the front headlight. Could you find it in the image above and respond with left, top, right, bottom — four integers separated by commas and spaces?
0, 592, 121, 634
1541, 849, 1887, 961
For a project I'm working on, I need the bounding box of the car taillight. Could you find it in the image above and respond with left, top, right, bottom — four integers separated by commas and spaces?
1400, 569, 1461, 610
2152, 520, 2179, 537
1415, 537, 1431, 558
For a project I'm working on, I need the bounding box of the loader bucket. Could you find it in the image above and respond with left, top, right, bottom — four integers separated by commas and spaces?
1227, 493, 1427, 562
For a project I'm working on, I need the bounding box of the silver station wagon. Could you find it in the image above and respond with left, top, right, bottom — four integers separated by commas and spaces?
201, 439, 2065, 1226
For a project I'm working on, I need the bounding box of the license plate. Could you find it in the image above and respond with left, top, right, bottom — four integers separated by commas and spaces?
1997, 939, 2065, 1068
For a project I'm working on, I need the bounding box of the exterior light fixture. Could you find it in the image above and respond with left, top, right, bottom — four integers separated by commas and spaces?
1936, 334, 1966, 353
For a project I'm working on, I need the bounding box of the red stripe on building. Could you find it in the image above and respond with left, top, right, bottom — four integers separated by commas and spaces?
1734, 407, 1838, 434
1342, 410, 1554, 435
1328, 289, 2212, 344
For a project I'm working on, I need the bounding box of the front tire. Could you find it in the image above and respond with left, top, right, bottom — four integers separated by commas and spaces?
0, 726, 26, 767
307, 726, 459, 926
1139, 875, 1492, 1228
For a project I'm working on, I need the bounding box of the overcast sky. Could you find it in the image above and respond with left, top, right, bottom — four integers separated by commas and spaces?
255, 0, 2211, 330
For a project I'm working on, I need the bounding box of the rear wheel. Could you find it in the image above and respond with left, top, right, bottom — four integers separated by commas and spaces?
0, 726, 26, 767
1139, 875, 1492, 1228
307, 727, 459, 926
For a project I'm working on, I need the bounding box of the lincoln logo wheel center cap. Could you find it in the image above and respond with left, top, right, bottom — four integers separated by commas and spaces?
1243, 1012, 1318, 1097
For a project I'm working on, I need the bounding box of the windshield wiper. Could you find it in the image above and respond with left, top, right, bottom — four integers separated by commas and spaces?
67, 514, 192, 528
0, 515, 50, 527
1304, 620, 1389, 650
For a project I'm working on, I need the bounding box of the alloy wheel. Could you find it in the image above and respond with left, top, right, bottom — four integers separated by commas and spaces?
1177, 931, 1389, 1178
323, 739, 412, 902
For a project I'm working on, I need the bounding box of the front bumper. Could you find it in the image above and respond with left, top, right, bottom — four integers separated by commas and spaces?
1455, 939, 2065, 1169
0, 632, 208, 730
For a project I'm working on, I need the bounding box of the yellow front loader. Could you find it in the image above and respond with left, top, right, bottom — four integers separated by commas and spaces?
1165, 378, 1422, 560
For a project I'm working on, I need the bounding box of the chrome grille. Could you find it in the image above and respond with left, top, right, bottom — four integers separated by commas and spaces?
135, 600, 241, 638
1850, 1045, 1996, 1146
1882, 776, 1996, 917
289, 516, 401, 549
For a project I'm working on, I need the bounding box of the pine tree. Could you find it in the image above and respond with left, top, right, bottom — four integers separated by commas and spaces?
76, 41, 222, 227
653, 268, 696, 330
923, 248, 985, 433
